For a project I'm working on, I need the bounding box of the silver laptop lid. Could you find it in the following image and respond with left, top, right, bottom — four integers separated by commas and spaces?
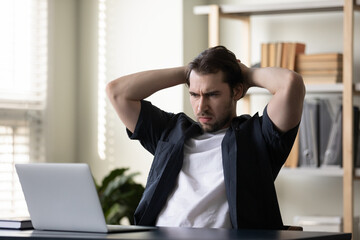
15, 163, 108, 233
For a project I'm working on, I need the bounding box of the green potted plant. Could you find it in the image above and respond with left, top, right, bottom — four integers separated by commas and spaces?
96, 168, 144, 225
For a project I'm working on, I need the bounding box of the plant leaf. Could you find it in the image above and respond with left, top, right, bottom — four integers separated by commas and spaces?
96, 167, 145, 225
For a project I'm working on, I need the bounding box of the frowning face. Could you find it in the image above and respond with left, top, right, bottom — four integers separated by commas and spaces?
188, 70, 242, 133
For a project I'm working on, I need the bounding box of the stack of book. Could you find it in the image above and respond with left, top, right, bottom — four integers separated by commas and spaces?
0, 217, 33, 230
295, 53, 343, 84
261, 42, 306, 70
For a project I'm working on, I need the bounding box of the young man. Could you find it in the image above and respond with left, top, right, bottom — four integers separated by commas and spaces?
106, 46, 305, 230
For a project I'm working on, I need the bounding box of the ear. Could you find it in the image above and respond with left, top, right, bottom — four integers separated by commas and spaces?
233, 84, 244, 101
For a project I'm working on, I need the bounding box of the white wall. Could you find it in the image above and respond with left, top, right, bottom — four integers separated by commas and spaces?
46, 0, 77, 164
76, 0, 100, 179
100, 0, 185, 184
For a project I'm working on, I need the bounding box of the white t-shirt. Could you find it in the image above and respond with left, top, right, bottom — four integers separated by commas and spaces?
156, 128, 231, 228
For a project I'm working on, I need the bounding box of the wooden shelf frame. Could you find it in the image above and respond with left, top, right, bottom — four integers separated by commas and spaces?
281, 167, 360, 178
194, 0, 359, 235
248, 82, 360, 95
194, 1, 360, 16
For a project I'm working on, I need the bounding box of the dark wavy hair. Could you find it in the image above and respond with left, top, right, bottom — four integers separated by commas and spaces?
185, 46, 244, 91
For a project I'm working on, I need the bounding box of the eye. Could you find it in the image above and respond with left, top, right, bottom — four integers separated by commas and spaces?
206, 92, 219, 97
189, 92, 199, 98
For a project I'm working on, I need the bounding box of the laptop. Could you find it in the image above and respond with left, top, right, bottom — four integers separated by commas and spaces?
15, 163, 155, 233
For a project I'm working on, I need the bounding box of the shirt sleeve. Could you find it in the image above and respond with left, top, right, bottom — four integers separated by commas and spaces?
126, 100, 175, 155
261, 105, 299, 171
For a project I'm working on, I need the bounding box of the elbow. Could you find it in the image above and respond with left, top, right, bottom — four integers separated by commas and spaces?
106, 80, 115, 100
106, 78, 124, 102
288, 71, 306, 101
296, 72, 306, 101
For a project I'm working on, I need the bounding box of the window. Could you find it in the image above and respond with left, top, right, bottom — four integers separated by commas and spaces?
0, 0, 47, 218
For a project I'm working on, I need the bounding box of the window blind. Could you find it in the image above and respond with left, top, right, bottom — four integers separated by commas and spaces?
0, 119, 30, 217
97, 0, 107, 161
97, 0, 117, 163
0, 0, 47, 218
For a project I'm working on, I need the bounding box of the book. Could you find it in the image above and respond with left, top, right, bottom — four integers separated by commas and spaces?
296, 53, 343, 84
298, 69, 342, 76
0, 217, 33, 230
286, 42, 306, 70
281, 42, 290, 69
319, 98, 342, 166
298, 99, 319, 167
275, 42, 283, 67
261, 43, 269, 67
296, 60, 342, 71
295, 53, 342, 71
268, 42, 277, 67
261, 42, 305, 70
302, 74, 342, 84
296, 53, 342, 62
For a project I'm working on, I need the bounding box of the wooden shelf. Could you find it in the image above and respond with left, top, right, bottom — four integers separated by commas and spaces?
305, 83, 344, 93
248, 83, 346, 95
194, 0, 359, 16
280, 167, 360, 178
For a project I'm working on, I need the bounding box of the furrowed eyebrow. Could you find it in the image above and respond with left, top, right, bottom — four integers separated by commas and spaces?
189, 91, 199, 96
205, 91, 221, 96
189, 90, 221, 96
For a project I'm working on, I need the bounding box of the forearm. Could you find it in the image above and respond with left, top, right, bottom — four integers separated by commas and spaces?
246, 67, 302, 95
106, 66, 187, 133
107, 66, 187, 102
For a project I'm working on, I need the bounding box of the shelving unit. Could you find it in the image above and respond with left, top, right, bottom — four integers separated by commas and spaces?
194, 0, 359, 235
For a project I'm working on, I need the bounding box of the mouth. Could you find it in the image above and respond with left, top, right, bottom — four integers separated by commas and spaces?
198, 116, 212, 124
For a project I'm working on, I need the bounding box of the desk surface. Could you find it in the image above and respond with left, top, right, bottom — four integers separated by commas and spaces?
0, 227, 352, 240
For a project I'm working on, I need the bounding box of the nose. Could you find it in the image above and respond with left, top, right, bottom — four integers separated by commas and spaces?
197, 96, 208, 114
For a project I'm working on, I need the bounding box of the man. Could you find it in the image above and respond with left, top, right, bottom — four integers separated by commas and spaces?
106, 46, 305, 230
